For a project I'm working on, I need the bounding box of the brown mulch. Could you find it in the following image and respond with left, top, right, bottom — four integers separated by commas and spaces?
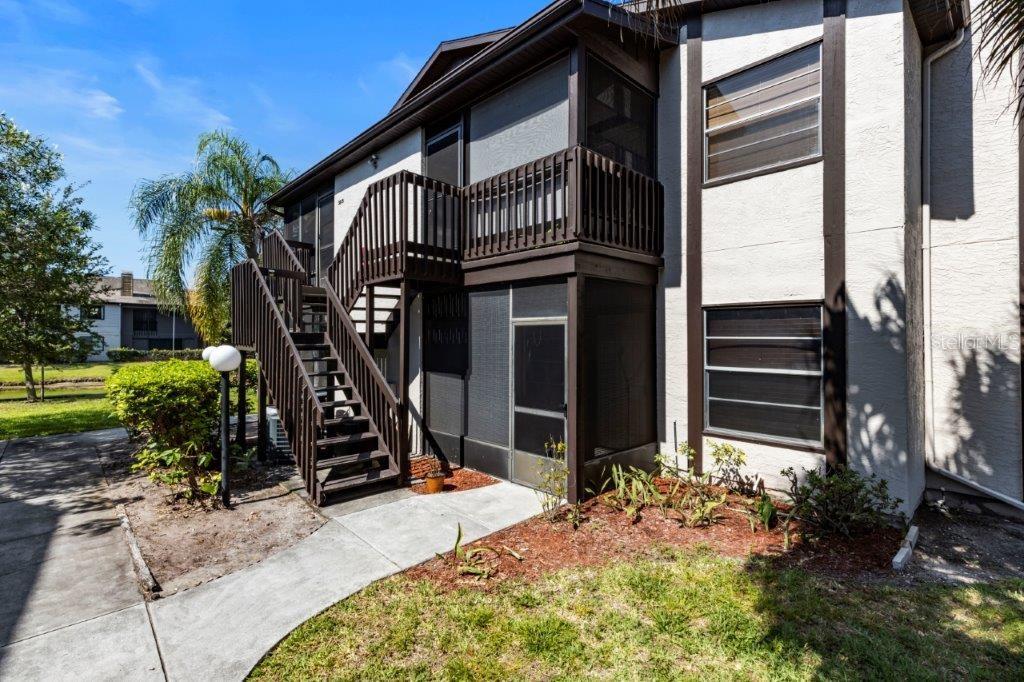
411, 466, 498, 494
408, 480, 903, 591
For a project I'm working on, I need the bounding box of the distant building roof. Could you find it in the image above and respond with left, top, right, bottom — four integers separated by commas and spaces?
95, 272, 163, 306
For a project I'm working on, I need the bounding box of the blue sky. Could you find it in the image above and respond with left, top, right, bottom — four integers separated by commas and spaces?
0, 0, 548, 275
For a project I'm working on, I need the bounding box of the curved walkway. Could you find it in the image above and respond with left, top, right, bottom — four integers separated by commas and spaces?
0, 429, 544, 681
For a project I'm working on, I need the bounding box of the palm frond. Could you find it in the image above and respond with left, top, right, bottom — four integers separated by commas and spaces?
974, 0, 1024, 122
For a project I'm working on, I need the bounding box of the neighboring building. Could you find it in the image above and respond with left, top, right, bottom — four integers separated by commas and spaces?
232, 0, 1022, 517
85, 272, 200, 360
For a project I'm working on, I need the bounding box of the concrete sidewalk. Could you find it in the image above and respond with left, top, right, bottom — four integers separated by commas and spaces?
0, 430, 543, 681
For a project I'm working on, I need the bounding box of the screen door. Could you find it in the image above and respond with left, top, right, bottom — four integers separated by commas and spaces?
511, 321, 566, 488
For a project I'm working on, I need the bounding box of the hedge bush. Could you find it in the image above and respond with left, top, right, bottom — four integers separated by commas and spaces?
106, 347, 149, 362
148, 348, 204, 361
107, 360, 221, 500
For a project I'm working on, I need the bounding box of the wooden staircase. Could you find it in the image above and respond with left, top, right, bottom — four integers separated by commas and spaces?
231, 233, 401, 504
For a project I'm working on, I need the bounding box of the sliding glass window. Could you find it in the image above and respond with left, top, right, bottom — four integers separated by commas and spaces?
704, 42, 821, 182
704, 304, 823, 446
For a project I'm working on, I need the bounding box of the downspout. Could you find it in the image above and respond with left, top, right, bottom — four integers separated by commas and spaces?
921, 4, 1024, 512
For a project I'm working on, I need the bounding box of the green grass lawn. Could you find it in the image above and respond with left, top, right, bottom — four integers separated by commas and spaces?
0, 388, 119, 439
250, 548, 1024, 680
0, 362, 125, 386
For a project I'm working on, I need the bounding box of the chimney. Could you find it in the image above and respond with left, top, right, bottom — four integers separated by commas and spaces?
121, 272, 133, 297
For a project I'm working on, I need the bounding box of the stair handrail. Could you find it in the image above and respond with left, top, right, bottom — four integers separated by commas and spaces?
322, 282, 403, 471
231, 258, 325, 498
261, 229, 308, 275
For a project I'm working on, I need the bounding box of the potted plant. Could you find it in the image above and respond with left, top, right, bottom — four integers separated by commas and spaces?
424, 458, 447, 494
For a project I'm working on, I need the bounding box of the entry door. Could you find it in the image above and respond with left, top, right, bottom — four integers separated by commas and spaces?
511, 321, 567, 488
423, 122, 462, 250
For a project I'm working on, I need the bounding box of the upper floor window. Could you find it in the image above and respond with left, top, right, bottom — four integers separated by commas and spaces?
133, 308, 158, 334
586, 56, 656, 176
704, 42, 821, 183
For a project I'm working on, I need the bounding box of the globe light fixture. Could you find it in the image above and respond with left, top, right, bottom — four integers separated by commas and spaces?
209, 344, 242, 508
209, 344, 242, 373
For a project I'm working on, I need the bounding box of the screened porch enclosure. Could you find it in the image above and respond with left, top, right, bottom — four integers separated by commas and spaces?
421, 274, 657, 494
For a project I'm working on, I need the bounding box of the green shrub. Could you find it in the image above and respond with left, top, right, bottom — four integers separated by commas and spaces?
781, 465, 902, 542
106, 347, 148, 362
148, 348, 204, 361
107, 360, 221, 501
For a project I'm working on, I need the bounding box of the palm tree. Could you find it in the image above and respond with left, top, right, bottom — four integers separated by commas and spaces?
974, 0, 1024, 121
130, 131, 289, 342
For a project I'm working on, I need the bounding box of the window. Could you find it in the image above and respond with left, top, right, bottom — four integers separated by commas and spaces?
133, 309, 158, 334
81, 305, 104, 320
586, 57, 656, 176
704, 305, 823, 446
704, 43, 821, 182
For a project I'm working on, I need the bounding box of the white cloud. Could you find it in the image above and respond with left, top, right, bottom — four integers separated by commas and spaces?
134, 61, 231, 129
357, 52, 421, 96
33, 0, 89, 24
0, 67, 123, 119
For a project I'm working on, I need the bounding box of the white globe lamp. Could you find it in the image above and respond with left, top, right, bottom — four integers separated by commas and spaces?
209, 345, 242, 373
209, 344, 242, 508
202, 345, 216, 362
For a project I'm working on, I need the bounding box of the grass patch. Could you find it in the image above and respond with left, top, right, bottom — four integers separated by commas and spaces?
251, 548, 1024, 680
0, 393, 118, 439
0, 362, 126, 386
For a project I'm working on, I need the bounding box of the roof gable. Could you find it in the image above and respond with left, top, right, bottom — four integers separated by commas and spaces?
391, 28, 512, 112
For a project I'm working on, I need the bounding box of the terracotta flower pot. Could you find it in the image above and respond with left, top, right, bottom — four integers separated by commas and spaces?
424, 472, 446, 494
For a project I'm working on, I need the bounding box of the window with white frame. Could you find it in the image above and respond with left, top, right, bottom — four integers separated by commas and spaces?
704, 42, 822, 182
704, 304, 823, 446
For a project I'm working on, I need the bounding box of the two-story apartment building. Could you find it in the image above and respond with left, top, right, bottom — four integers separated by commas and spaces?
85, 272, 200, 360
232, 0, 1021, 517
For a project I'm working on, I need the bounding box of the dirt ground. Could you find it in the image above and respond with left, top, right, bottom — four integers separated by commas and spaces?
409, 481, 904, 591
901, 503, 1024, 585
98, 440, 324, 598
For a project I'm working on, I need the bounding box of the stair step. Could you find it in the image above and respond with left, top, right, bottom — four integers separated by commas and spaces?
320, 398, 361, 410
302, 285, 326, 296
308, 370, 347, 380
317, 431, 377, 449
290, 332, 324, 345
319, 467, 398, 496
316, 449, 388, 471
324, 415, 369, 430
294, 343, 329, 351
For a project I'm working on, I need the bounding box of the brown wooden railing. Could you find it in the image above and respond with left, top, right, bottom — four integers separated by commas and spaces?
327, 171, 462, 310
464, 146, 663, 261
259, 230, 307, 331
231, 259, 325, 498
464, 147, 574, 260
323, 284, 403, 472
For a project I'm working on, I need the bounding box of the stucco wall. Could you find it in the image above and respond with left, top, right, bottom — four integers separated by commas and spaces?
468, 56, 569, 183
927, 4, 1022, 500
658, 0, 829, 490
702, 0, 826, 490
845, 0, 921, 514
332, 128, 423, 250
656, 24, 688, 469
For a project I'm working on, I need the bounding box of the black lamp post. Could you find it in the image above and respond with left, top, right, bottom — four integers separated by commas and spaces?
206, 344, 242, 508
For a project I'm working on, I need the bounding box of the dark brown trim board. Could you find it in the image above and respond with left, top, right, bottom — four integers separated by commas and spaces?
822, 0, 847, 468
567, 274, 585, 501
685, 15, 704, 474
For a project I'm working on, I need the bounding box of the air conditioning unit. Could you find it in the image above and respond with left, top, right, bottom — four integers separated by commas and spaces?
266, 407, 291, 456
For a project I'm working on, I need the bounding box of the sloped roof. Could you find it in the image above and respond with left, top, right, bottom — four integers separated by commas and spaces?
391, 28, 513, 113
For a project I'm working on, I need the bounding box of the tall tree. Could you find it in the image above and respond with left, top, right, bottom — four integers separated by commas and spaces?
130, 131, 289, 342
0, 114, 108, 400
974, 0, 1024, 120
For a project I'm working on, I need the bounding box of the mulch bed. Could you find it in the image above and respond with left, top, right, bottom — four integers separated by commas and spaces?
408, 479, 903, 591
410, 466, 498, 494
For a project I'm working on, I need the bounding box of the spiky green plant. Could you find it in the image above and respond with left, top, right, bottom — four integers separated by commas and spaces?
130, 131, 289, 341
974, 0, 1024, 121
